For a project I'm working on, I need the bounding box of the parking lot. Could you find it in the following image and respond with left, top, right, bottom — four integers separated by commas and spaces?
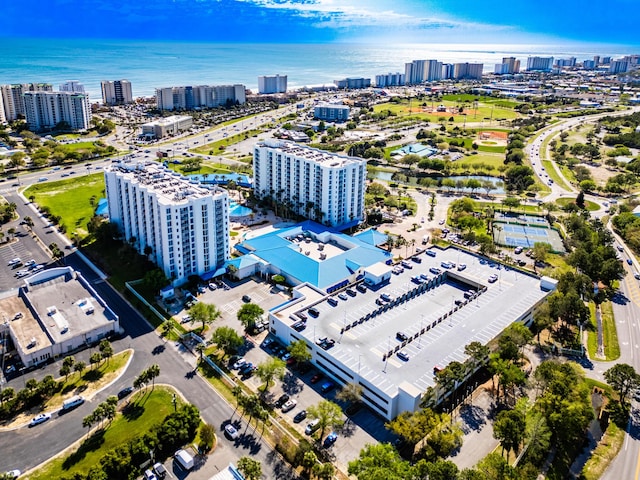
222, 327, 395, 472
0, 227, 52, 291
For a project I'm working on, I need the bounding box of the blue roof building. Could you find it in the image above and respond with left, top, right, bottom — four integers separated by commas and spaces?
234, 221, 391, 291
390, 143, 438, 159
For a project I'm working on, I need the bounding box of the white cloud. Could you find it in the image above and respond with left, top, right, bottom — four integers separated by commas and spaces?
234, 0, 493, 30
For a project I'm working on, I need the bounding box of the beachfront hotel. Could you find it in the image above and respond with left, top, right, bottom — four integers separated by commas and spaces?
258, 74, 287, 94
22, 91, 91, 132
105, 161, 230, 285
527, 56, 555, 72
155, 84, 246, 111
253, 140, 366, 229
101, 79, 133, 105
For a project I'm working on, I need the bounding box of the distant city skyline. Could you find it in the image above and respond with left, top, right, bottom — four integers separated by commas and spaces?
4, 0, 639, 46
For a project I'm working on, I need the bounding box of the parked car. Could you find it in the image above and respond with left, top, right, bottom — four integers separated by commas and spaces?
224, 424, 240, 440
274, 394, 290, 408
281, 399, 297, 412
311, 373, 324, 384
232, 358, 247, 370
320, 381, 335, 394
293, 410, 307, 423
305, 419, 320, 435
324, 432, 338, 447
153, 463, 167, 479
397, 351, 410, 362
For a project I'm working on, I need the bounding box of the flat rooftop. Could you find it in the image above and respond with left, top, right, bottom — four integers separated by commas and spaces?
143, 115, 192, 127
107, 161, 227, 205
258, 140, 365, 168
0, 268, 117, 352
26, 271, 114, 344
238, 221, 391, 290
275, 247, 549, 397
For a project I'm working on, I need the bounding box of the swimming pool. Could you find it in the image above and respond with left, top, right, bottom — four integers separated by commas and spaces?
229, 201, 252, 217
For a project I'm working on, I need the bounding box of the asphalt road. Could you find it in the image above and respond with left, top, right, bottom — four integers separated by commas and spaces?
0, 189, 297, 478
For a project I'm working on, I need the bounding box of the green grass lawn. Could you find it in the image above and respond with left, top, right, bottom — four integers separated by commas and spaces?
449, 152, 506, 172
373, 98, 519, 124
24, 173, 105, 239
46, 350, 132, 410
555, 197, 601, 212
586, 301, 620, 361
26, 386, 179, 480
441, 94, 521, 109
190, 128, 264, 156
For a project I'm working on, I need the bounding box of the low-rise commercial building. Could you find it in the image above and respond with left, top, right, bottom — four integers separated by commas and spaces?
141, 115, 193, 138
313, 102, 350, 122
0, 267, 119, 368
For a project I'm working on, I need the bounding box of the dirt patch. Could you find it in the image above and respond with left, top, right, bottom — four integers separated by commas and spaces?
583, 164, 618, 186
477, 130, 508, 140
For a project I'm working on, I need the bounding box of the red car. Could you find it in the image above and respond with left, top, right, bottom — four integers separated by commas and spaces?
311, 373, 324, 384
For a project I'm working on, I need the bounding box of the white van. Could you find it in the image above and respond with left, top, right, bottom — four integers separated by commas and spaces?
174, 449, 194, 471
62, 395, 85, 411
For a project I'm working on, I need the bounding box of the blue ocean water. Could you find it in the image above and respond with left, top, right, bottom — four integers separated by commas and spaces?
1, 38, 638, 100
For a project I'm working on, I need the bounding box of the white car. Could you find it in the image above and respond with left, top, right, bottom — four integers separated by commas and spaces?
232, 358, 246, 370
29, 412, 51, 427
224, 423, 240, 440
4, 470, 21, 479
281, 399, 297, 412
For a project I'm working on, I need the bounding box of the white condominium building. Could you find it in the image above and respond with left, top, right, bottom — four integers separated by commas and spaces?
104, 161, 230, 285
452, 63, 484, 80
101, 79, 133, 105
0, 83, 53, 121
404, 59, 442, 84
59, 80, 85, 93
375, 72, 405, 87
253, 140, 367, 228
155, 84, 246, 111
258, 74, 288, 94
0, 92, 6, 124
527, 56, 554, 72
23, 91, 91, 132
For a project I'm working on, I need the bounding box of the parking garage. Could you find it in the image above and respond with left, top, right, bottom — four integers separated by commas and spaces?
267, 246, 553, 419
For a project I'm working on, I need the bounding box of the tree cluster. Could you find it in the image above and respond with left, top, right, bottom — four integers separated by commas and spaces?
61, 403, 200, 480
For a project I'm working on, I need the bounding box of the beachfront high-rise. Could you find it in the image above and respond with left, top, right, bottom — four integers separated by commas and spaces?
452, 63, 484, 80
404, 60, 442, 84
0, 83, 53, 122
258, 75, 287, 94
494, 57, 521, 75
155, 84, 246, 111
253, 140, 367, 229
23, 91, 91, 132
527, 56, 554, 72
101, 80, 133, 105
104, 161, 230, 286
375, 72, 405, 87
59, 80, 85, 93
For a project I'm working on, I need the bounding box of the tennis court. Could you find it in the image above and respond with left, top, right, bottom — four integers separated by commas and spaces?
493, 221, 565, 252
495, 212, 548, 226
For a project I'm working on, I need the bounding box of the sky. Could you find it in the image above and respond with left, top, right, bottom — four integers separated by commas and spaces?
4, 0, 640, 46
